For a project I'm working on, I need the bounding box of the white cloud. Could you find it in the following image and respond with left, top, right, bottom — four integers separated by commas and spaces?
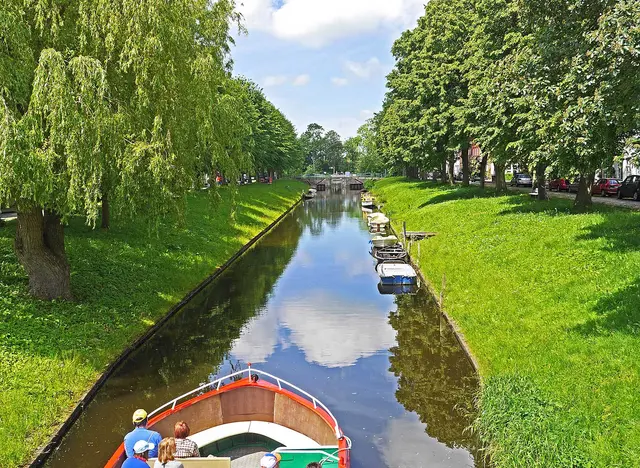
331, 77, 349, 87
263, 75, 288, 87
344, 57, 384, 79
360, 109, 374, 119
238, 0, 425, 47
292, 74, 311, 86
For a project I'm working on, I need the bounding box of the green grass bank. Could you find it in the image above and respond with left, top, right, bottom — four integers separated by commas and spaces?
372, 177, 640, 467
0, 180, 306, 467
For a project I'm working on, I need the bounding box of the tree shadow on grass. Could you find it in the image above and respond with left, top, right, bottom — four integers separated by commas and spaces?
573, 279, 640, 337
417, 184, 502, 208
568, 208, 640, 336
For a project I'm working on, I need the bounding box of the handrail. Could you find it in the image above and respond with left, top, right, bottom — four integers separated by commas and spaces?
147, 367, 344, 439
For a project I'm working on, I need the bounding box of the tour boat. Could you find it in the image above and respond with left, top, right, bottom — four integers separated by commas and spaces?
376, 260, 418, 285
370, 234, 398, 248
105, 367, 351, 468
303, 188, 317, 199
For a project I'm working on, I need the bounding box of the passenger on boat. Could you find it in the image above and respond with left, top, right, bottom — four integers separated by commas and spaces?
122, 440, 155, 468
153, 437, 184, 468
124, 409, 163, 458
259, 452, 282, 468
306, 463, 322, 468
174, 421, 200, 457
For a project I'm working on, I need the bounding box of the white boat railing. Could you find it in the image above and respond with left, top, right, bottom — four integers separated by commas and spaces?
147, 366, 344, 439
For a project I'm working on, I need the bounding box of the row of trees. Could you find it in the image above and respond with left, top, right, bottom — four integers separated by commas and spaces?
299, 121, 386, 175
0, 0, 302, 300
375, 0, 639, 205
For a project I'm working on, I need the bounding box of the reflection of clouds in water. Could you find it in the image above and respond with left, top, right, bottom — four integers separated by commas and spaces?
230, 291, 395, 368
230, 307, 279, 364
380, 415, 475, 468
296, 249, 314, 268
333, 248, 373, 278
280, 293, 395, 367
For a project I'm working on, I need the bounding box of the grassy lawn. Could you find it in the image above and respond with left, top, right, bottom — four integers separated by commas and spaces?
373, 177, 640, 467
0, 180, 305, 467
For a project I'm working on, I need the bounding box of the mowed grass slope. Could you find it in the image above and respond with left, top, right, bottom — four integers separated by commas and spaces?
373, 177, 640, 467
0, 180, 305, 467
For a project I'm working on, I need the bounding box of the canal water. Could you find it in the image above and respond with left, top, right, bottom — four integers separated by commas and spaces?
45, 191, 481, 468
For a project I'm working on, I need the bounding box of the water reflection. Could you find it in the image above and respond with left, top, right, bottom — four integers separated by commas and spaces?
390, 289, 482, 465
45, 192, 479, 468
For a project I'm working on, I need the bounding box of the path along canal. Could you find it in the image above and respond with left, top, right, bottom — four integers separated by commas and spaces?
45, 191, 481, 468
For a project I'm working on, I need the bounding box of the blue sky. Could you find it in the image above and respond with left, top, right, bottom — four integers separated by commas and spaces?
232, 0, 425, 138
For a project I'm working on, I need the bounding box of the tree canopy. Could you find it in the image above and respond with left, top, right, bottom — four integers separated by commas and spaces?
377, 0, 640, 205
0, 0, 301, 299
299, 123, 347, 173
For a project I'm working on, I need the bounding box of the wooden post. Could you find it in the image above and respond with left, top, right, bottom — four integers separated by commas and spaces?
403, 221, 407, 246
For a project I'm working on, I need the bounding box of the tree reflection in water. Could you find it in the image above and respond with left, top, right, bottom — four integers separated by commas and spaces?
389, 288, 483, 461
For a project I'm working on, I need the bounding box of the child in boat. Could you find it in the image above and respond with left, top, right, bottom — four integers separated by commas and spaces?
122, 441, 154, 468
260, 452, 282, 468
154, 438, 184, 468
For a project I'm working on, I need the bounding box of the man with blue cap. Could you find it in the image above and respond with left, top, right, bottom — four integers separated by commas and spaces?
122, 440, 155, 468
124, 409, 162, 458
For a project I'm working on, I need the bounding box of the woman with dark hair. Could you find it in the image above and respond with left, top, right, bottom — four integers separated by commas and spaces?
153, 438, 183, 468
174, 421, 200, 458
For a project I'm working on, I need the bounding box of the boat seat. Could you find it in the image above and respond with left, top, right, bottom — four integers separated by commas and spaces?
147, 457, 231, 468
189, 421, 320, 449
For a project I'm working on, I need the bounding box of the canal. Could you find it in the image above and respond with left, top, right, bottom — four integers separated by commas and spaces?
45, 191, 481, 468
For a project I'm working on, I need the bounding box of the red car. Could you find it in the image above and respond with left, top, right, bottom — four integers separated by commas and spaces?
592, 178, 621, 196
549, 178, 571, 192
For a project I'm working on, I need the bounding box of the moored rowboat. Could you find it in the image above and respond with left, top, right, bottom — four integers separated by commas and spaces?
376, 260, 418, 285
105, 367, 351, 468
370, 234, 398, 248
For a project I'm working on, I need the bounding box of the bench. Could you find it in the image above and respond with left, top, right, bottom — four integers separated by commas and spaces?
188, 421, 320, 449
147, 457, 231, 468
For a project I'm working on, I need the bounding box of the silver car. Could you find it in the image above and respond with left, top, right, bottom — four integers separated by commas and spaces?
511, 173, 533, 187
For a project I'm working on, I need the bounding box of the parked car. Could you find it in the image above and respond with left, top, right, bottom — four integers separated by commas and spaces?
510, 173, 533, 187
568, 179, 581, 193
592, 178, 621, 197
617, 175, 640, 200
549, 178, 571, 192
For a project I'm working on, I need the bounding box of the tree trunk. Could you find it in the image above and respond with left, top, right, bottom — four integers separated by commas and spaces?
536, 163, 548, 201
406, 165, 418, 179
574, 173, 594, 209
101, 191, 110, 229
14, 208, 72, 300
447, 154, 455, 185
461, 143, 470, 186
479, 155, 488, 189
495, 162, 507, 192
441, 160, 447, 184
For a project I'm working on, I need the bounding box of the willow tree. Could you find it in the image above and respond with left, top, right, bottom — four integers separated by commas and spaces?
0, 0, 248, 299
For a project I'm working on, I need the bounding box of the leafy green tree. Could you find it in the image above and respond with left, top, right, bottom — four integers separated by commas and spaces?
299, 124, 346, 173
237, 78, 303, 178
344, 119, 385, 174
0, 0, 247, 299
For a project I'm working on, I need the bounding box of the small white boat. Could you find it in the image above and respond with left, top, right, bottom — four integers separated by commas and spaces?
303, 188, 317, 199
376, 261, 418, 285
367, 213, 389, 224
370, 234, 398, 248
